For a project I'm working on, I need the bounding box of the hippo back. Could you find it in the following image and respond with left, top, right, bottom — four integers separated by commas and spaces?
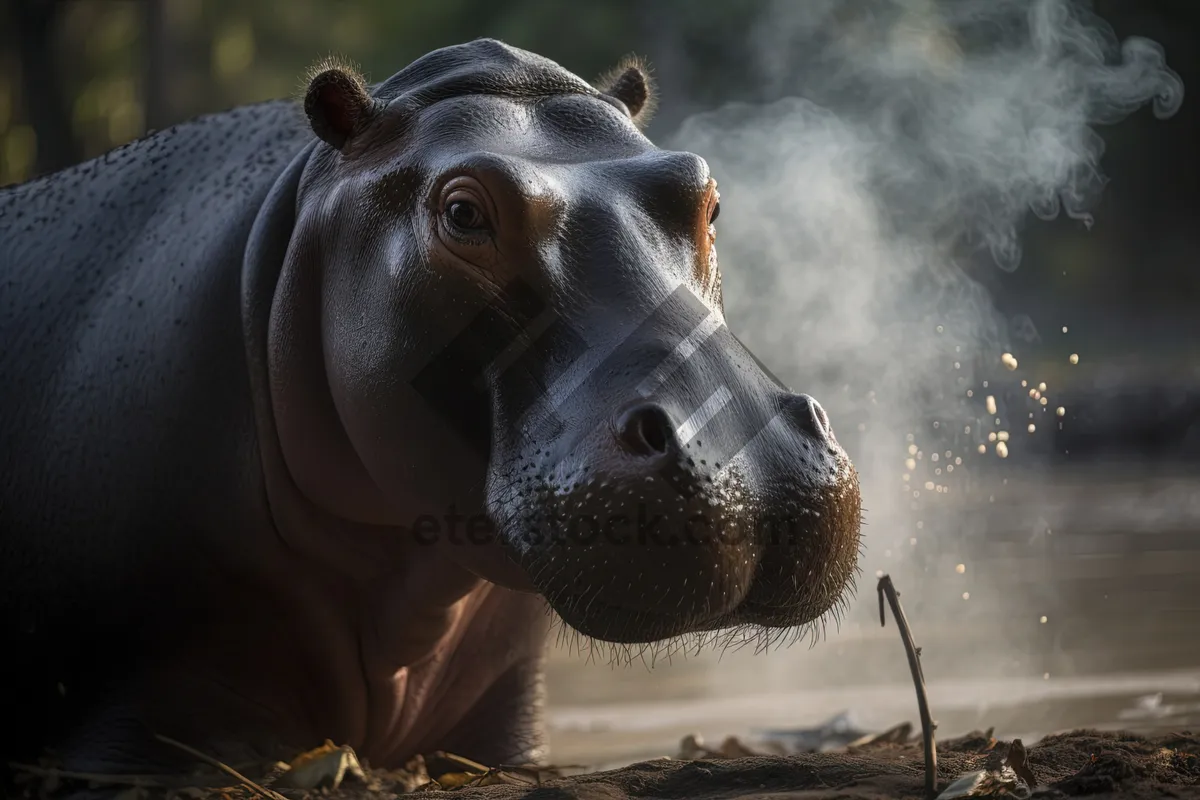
0, 99, 310, 753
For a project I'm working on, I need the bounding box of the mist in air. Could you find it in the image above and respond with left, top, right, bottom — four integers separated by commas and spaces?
667, 0, 1183, 680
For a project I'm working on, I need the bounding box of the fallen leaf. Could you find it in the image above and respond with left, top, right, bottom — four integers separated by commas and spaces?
429, 770, 483, 789
847, 722, 914, 749
274, 740, 366, 790
423, 750, 491, 780
936, 766, 1032, 799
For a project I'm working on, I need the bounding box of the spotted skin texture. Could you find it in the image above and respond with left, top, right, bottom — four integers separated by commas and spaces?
0, 39, 861, 780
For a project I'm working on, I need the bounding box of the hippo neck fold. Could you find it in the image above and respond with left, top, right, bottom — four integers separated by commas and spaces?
240, 141, 525, 599
242, 141, 418, 579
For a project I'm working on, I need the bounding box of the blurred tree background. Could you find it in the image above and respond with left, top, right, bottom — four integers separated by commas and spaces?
0, 0, 774, 183
1, 0, 1198, 421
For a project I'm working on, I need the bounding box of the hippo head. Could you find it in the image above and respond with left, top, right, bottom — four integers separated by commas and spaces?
274, 40, 861, 646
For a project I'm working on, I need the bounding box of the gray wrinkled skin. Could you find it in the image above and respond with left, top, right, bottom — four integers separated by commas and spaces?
0, 39, 861, 777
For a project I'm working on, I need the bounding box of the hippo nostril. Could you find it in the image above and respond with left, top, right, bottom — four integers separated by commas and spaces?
786, 393, 833, 440
614, 402, 676, 458
810, 398, 830, 434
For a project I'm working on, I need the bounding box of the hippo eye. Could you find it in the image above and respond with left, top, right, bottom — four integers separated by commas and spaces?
709, 199, 721, 224
446, 199, 487, 232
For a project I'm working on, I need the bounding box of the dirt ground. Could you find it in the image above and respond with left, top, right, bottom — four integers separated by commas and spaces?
10, 728, 1198, 799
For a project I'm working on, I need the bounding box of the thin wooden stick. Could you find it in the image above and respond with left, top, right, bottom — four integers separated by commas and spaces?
8, 763, 166, 788
877, 574, 938, 799
154, 734, 288, 800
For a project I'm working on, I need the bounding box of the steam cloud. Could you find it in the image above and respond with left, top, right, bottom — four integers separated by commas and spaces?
667, 0, 1183, 660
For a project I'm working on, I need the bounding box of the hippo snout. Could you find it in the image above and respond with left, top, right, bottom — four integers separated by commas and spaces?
493, 375, 862, 644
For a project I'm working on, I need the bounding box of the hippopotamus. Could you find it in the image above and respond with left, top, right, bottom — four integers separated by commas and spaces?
0, 39, 861, 778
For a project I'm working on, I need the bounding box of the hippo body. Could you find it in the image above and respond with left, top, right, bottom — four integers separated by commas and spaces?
0, 40, 860, 777
1, 77, 544, 773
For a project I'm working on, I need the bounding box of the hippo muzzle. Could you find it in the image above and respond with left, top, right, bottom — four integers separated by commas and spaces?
484, 283, 862, 644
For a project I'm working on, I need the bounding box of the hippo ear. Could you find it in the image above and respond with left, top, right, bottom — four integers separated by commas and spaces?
595, 56, 657, 129
303, 57, 377, 151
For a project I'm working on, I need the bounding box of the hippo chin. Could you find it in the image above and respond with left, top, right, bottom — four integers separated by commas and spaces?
0, 39, 861, 776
